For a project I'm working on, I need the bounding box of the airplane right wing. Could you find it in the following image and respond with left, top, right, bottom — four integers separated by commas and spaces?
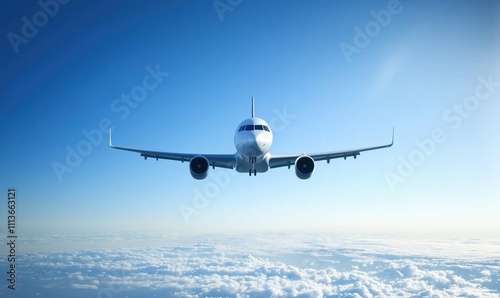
109, 129, 236, 169
269, 127, 394, 169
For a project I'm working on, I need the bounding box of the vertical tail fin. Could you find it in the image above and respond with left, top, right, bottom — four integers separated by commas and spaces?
251, 96, 255, 118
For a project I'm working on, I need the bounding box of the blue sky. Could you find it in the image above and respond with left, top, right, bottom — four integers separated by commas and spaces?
1, 0, 499, 238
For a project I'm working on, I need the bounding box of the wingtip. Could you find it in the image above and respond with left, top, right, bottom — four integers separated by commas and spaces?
391, 126, 395, 146
109, 128, 113, 147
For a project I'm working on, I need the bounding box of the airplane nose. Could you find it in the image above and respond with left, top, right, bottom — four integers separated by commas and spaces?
243, 133, 263, 156
254, 133, 267, 154
255, 133, 266, 148
249, 133, 259, 153
235, 131, 269, 158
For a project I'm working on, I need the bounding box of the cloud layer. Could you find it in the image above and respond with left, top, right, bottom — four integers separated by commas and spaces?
2, 234, 499, 297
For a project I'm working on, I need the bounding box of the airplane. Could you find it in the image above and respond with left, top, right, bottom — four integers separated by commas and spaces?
109, 97, 394, 179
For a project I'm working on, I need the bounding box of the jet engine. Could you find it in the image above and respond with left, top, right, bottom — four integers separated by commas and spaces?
190, 156, 209, 180
295, 155, 315, 179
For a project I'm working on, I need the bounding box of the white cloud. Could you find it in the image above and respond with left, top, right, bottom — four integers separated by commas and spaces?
70, 284, 98, 290
9, 234, 500, 297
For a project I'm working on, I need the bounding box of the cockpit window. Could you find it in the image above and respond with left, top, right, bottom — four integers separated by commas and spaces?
239, 124, 270, 132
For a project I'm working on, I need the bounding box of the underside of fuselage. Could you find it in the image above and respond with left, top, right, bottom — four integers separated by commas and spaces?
234, 153, 270, 173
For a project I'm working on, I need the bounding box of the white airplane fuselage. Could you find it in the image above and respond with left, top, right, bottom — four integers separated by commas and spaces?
233, 117, 273, 174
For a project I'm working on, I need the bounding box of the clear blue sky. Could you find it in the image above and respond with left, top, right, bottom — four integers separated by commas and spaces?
1, 0, 499, 238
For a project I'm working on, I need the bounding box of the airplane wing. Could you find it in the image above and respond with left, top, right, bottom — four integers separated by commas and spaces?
109, 130, 236, 169
269, 128, 394, 169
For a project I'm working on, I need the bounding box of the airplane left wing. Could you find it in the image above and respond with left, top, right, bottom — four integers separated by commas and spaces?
269, 128, 394, 169
109, 130, 236, 169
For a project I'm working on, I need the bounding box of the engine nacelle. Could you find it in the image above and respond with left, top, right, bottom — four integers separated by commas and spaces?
189, 156, 209, 180
295, 155, 315, 179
